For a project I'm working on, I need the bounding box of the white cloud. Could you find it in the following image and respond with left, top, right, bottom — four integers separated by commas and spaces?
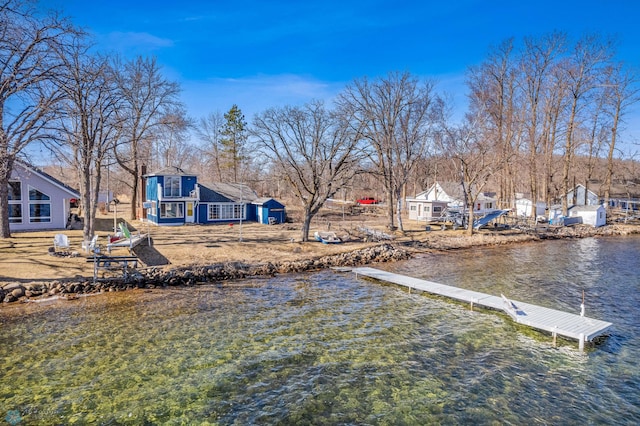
181, 74, 345, 120
102, 31, 174, 53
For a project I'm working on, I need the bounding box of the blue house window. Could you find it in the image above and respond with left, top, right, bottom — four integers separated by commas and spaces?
164, 176, 181, 198
160, 202, 184, 218
28, 186, 51, 223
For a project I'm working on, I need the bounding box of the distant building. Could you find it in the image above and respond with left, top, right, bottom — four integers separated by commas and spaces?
514, 193, 546, 218
143, 166, 286, 226
8, 161, 79, 232
548, 203, 607, 227
564, 184, 599, 206
569, 205, 607, 227
405, 181, 497, 222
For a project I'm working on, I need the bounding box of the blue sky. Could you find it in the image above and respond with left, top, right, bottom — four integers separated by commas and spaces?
42, 0, 640, 145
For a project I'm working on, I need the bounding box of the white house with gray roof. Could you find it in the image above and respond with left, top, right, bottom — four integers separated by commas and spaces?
9, 161, 80, 232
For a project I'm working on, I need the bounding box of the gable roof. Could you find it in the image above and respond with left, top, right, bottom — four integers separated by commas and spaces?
252, 197, 284, 207
198, 182, 258, 203
13, 160, 80, 198
198, 184, 233, 203
144, 166, 197, 177
416, 182, 496, 203
568, 204, 604, 212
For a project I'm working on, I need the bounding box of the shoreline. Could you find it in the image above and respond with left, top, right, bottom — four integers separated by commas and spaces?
2, 223, 638, 305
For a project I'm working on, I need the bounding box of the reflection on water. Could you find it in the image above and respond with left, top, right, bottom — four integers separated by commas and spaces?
1, 236, 639, 424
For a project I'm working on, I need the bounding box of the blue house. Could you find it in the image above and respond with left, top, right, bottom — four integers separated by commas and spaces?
143, 167, 286, 226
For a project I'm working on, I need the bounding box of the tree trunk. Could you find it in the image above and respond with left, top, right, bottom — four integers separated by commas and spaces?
386, 187, 395, 230
604, 124, 619, 207
0, 156, 13, 238
81, 167, 93, 243
130, 159, 139, 220
301, 207, 313, 242
466, 207, 475, 236
561, 101, 578, 216
395, 185, 405, 232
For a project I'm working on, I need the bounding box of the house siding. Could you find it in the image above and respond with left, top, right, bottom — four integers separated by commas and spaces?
144, 169, 286, 226
253, 199, 286, 224
9, 163, 79, 232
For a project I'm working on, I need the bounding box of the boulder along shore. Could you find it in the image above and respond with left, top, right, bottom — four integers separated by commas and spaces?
2, 223, 638, 304
1, 243, 410, 304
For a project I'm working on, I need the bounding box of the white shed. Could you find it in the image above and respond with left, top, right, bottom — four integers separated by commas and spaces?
515, 198, 546, 218
568, 205, 606, 227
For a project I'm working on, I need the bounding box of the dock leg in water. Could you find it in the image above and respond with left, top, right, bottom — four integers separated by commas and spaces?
579, 333, 585, 352
553, 327, 557, 347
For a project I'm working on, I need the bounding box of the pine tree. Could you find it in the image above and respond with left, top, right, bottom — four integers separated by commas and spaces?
220, 104, 248, 182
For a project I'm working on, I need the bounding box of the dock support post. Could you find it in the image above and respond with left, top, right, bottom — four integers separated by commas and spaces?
470, 301, 474, 311
552, 327, 557, 347
579, 333, 585, 352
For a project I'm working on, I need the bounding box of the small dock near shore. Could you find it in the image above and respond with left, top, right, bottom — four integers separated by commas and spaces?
346, 267, 612, 351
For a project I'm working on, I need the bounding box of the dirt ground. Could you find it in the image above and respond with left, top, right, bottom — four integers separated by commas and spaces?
1, 203, 637, 283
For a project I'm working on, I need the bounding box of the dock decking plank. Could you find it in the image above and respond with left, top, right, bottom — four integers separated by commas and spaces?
349, 267, 612, 348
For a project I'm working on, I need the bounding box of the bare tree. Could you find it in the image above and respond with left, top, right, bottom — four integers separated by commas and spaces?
559, 34, 613, 214
468, 39, 522, 210
440, 113, 511, 235
519, 32, 566, 216
113, 56, 181, 220
0, 1, 78, 237
196, 111, 225, 181
601, 63, 640, 205
540, 61, 568, 210
252, 101, 362, 241
336, 71, 443, 231
154, 108, 193, 169
56, 42, 121, 241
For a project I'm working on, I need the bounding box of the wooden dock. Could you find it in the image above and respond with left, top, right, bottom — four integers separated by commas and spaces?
347, 267, 613, 351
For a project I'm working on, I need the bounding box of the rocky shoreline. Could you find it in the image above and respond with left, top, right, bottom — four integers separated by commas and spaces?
2, 223, 638, 305
1, 243, 411, 304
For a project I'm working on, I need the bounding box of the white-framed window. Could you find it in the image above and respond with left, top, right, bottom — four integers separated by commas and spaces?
208, 203, 245, 220
28, 186, 51, 223
160, 202, 184, 218
163, 176, 181, 198
8, 180, 22, 223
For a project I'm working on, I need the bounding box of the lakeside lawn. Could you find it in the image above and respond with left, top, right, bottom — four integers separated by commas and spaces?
1, 203, 637, 284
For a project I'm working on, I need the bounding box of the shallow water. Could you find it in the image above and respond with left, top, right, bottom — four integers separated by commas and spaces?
0, 236, 639, 424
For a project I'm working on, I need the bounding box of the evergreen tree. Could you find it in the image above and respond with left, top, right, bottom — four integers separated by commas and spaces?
220, 104, 248, 182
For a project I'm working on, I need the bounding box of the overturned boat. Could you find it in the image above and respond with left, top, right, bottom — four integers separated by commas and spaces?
314, 231, 342, 244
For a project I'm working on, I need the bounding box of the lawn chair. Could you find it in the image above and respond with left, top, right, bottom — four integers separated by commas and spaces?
53, 234, 70, 252
82, 235, 101, 254
119, 222, 132, 239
